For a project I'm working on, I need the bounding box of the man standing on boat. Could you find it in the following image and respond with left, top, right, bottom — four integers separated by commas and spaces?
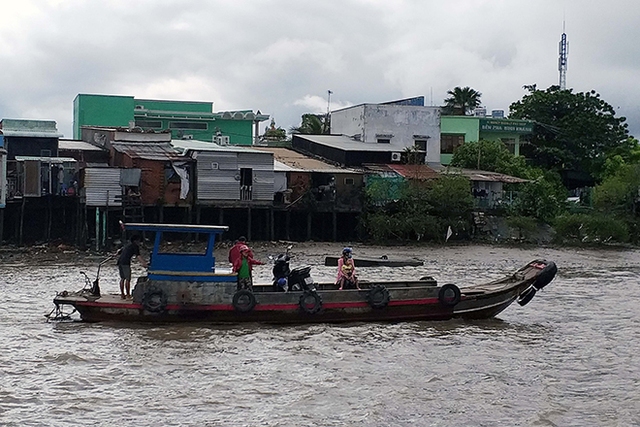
232, 245, 264, 292
116, 235, 148, 299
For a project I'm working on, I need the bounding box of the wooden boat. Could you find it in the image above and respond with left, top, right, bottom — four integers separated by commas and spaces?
50, 223, 557, 324
324, 256, 424, 267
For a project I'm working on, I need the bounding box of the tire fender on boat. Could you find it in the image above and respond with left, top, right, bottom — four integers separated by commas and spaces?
438, 284, 461, 307
517, 285, 537, 307
142, 286, 168, 313
232, 290, 257, 312
299, 290, 322, 314
367, 285, 390, 309
533, 261, 557, 290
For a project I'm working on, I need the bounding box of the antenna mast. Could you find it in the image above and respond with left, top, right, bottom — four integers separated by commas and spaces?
558, 21, 568, 90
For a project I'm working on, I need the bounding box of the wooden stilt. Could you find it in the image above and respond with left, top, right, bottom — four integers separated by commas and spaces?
285, 210, 290, 241
247, 207, 252, 241
333, 210, 337, 242
0, 208, 4, 244
269, 208, 274, 241
19, 197, 26, 245
307, 211, 312, 241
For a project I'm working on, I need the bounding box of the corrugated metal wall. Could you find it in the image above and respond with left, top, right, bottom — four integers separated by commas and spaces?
84, 168, 122, 207
194, 151, 274, 202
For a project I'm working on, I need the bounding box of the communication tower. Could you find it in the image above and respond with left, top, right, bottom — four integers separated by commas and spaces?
558, 23, 568, 90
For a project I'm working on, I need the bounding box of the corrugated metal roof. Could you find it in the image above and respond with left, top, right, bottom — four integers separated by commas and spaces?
253, 147, 359, 174
111, 142, 187, 161
14, 156, 77, 163
294, 134, 404, 152
388, 164, 439, 180
432, 165, 529, 183
59, 139, 105, 152
171, 139, 266, 155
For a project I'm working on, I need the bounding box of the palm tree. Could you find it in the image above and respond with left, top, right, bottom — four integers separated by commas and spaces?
443, 86, 482, 115
289, 114, 330, 135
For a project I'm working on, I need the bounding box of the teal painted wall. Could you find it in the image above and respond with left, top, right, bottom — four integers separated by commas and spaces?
136, 99, 212, 113
74, 94, 259, 145
440, 116, 480, 165
440, 116, 532, 162
73, 94, 135, 139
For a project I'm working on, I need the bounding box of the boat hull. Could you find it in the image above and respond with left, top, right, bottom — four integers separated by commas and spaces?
52, 259, 555, 324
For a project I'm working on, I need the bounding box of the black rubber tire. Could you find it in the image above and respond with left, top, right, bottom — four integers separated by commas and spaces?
299, 291, 322, 314
438, 284, 461, 307
517, 286, 537, 307
533, 261, 557, 290
142, 286, 168, 313
232, 289, 257, 313
367, 285, 390, 309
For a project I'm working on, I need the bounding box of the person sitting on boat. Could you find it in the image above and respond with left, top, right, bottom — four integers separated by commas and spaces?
232, 245, 264, 292
116, 235, 148, 299
228, 236, 254, 266
337, 247, 360, 290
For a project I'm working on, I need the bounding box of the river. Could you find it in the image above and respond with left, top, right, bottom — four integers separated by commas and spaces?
1, 243, 639, 426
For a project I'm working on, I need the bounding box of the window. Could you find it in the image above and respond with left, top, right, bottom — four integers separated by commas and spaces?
377, 138, 391, 144
135, 120, 162, 128
344, 177, 355, 185
441, 134, 465, 154
169, 121, 208, 130
414, 140, 428, 152
211, 162, 219, 170
501, 138, 516, 155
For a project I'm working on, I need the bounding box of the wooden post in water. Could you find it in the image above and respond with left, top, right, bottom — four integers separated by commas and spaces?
307, 212, 312, 241
332, 210, 337, 242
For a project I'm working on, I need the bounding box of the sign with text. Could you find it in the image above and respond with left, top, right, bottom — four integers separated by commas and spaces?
479, 119, 533, 134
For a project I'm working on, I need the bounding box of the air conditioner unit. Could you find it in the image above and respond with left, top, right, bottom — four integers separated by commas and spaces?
391, 152, 402, 162
182, 134, 193, 140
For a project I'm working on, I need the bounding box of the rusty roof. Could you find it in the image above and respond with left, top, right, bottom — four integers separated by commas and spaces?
111, 142, 189, 161
254, 147, 359, 174
388, 164, 439, 180
432, 164, 529, 183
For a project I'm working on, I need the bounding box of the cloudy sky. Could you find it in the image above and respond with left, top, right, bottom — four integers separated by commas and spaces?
1, 0, 639, 138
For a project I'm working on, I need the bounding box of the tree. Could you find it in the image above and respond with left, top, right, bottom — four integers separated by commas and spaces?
443, 86, 482, 115
509, 85, 630, 184
289, 114, 330, 135
451, 139, 533, 179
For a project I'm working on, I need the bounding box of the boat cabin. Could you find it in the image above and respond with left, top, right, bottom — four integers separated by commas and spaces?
124, 223, 235, 282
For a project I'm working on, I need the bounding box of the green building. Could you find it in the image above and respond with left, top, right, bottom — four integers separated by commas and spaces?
73, 94, 269, 145
440, 116, 534, 165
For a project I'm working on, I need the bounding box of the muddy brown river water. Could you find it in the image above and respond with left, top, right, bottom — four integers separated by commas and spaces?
1, 243, 639, 426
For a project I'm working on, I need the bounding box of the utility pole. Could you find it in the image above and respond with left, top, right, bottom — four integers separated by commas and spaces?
325, 90, 333, 134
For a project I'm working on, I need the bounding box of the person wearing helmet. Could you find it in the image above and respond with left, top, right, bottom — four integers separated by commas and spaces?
232, 244, 264, 292
336, 247, 360, 290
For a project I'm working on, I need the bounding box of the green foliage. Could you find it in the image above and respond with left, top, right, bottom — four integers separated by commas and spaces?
509, 86, 630, 183
509, 172, 568, 223
442, 86, 482, 116
362, 175, 473, 242
262, 119, 288, 142
593, 163, 640, 215
451, 139, 530, 178
290, 114, 330, 135
553, 213, 629, 244
506, 216, 538, 241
